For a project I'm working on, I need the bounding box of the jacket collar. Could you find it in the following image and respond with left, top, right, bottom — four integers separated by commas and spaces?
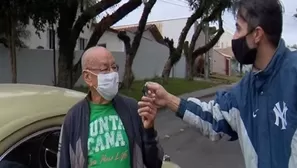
255, 39, 287, 77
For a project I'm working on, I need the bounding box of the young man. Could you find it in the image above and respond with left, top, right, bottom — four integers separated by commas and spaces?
138, 0, 297, 167
57, 47, 163, 168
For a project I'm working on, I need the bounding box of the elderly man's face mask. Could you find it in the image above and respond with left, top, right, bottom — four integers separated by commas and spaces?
85, 70, 119, 101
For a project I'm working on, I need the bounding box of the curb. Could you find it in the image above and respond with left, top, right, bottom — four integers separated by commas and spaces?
196, 93, 216, 99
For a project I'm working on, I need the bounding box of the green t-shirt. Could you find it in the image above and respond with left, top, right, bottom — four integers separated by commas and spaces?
88, 102, 131, 168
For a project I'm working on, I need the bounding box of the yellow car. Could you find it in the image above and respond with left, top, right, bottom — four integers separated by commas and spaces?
0, 84, 179, 168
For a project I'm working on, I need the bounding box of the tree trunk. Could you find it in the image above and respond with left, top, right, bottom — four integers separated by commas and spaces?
56, 1, 79, 88
57, 52, 72, 88
123, 0, 156, 89
186, 56, 194, 80
122, 55, 134, 89
183, 41, 193, 81
186, 22, 203, 80
192, 15, 224, 57
161, 38, 175, 83
56, 0, 119, 88
71, 0, 143, 87
8, 13, 17, 83
204, 22, 210, 79
161, 3, 206, 81
117, 31, 133, 89
161, 59, 173, 84
194, 56, 204, 77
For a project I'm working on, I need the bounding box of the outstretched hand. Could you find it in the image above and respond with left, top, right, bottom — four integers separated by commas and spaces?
144, 82, 171, 108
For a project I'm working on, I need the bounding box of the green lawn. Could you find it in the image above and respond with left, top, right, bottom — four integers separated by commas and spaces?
74, 78, 217, 100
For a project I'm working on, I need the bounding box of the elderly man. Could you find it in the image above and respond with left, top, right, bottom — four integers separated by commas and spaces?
57, 47, 163, 168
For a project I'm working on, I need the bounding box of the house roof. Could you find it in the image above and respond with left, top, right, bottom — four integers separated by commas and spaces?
214, 47, 233, 58
113, 24, 165, 45
112, 16, 189, 29
91, 22, 119, 34
108, 28, 120, 33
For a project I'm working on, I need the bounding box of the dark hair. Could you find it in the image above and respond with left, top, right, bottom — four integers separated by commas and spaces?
233, 0, 283, 47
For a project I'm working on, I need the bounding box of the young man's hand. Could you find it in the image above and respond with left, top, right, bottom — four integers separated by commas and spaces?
144, 82, 171, 108
144, 81, 181, 113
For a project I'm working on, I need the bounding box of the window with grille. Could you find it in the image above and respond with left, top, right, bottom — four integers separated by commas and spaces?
79, 38, 86, 50
97, 43, 106, 48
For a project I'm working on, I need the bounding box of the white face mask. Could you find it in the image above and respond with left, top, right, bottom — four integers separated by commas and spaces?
95, 72, 119, 101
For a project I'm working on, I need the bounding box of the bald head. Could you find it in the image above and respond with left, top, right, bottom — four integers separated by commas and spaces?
81, 46, 114, 71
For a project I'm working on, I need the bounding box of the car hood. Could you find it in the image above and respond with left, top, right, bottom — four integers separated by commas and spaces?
0, 84, 86, 142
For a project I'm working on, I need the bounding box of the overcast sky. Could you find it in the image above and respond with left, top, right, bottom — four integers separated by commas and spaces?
109, 0, 297, 45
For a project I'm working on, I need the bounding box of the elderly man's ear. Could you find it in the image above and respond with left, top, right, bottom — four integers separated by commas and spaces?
83, 71, 93, 87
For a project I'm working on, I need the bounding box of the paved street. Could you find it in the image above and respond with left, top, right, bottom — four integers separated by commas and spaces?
155, 96, 245, 168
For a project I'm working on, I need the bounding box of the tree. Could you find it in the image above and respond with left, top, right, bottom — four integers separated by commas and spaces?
117, 0, 157, 89
56, 0, 121, 88
161, 0, 232, 82
0, 20, 31, 83
56, 0, 144, 88
187, 15, 224, 80
0, 0, 60, 83
294, 9, 297, 18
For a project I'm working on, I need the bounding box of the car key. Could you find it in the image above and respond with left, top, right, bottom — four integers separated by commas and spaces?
142, 85, 149, 96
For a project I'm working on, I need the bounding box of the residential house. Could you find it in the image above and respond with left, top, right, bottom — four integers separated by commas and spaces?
93, 24, 170, 82
97, 24, 165, 52
214, 30, 234, 49
113, 17, 207, 78
212, 47, 233, 76
212, 30, 252, 75
113, 17, 206, 49
112, 24, 165, 45
21, 20, 92, 50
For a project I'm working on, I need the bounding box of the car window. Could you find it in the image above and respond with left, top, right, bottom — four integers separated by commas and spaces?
0, 127, 61, 168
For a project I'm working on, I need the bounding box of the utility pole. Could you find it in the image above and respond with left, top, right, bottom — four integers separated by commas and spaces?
204, 22, 210, 79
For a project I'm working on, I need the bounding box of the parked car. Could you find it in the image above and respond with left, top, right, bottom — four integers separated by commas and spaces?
0, 84, 180, 168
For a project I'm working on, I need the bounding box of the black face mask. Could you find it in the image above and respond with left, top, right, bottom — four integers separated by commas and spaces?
232, 35, 257, 65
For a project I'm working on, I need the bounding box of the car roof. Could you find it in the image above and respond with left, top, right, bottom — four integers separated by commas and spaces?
0, 84, 86, 142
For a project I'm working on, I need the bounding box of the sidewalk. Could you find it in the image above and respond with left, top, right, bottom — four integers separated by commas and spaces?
179, 84, 234, 99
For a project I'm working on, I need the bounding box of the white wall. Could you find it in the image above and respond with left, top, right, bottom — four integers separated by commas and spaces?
97, 31, 124, 52
142, 31, 156, 41
214, 31, 234, 49
212, 50, 228, 75
149, 18, 206, 50
97, 30, 183, 79
125, 32, 169, 79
